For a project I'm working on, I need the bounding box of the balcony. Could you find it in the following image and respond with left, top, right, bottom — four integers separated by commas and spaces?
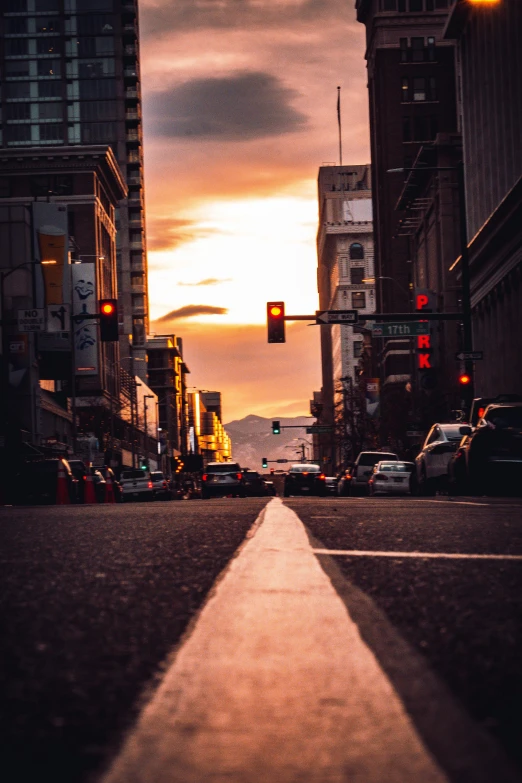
131, 283, 146, 294
125, 88, 139, 100
125, 109, 141, 121
123, 67, 139, 80
128, 217, 143, 228
127, 150, 140, 163
127, 174, 141, 186
124, 45, 137, 57
129, 240, 143, 250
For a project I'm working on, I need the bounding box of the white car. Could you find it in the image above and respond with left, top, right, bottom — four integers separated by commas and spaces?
368, 461, 414, 495
414, 423, 472, 495
120, 468, 154, 502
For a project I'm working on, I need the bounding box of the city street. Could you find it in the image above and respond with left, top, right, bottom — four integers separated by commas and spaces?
1, 496, 521, 782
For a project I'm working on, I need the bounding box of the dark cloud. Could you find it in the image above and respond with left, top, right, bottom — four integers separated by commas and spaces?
146, 72, 308, 141
178, 278, 232, 287
146, 217, 219, 252
156, 305, 229, 322
141, 0, 352, 36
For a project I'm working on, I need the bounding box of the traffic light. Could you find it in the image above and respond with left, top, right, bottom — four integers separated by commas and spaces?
262, 457, 268, 469
459, 373, 471, 387
267, 301, 285, 343
99, 299, 118, 342
272, 420, 281, 434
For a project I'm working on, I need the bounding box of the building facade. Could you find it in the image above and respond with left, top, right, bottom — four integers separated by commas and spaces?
444, 0, 522, 399
316, 164, 375, 470
0, 0, 149, 380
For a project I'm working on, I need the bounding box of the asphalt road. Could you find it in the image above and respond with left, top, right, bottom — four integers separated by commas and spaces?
0, 499, 269, 783
1, 495, 521, 783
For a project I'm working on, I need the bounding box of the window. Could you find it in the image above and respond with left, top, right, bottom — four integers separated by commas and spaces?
400, 37, 408, 63
411, 37, 425, 62
35, 18, 60, 33
39, 124, 63, 141
349, 242, 364, 260
77, 14, 115, 35
429, 77, 437, 100
35, 0, 60, 10
37, 38, 62, 55
5, 18, 28, 34
402, 117, 411, 142
0, 178, 12, 198
435, 0, 448, 7
353, 342, 363, 358
413, 77, 426, 101
409, 0, 423, 10
401, 77, 410, 102
39, 81, 62, 98
5, 61, 30, 78
39, 102, 63, 120
78, 58, 115, 78
38, 59, 62, 77
79, 79, 117, 100
81, 122, 116, 142
6, 82, 31, 99
6, 103, 31, 120
6, 0, 28, 10
426, 0, 434, 9
77, 0, 114, 10
352, 292, 366, 309
380, 0, 396, 9
5, 39, 29, 56
427, 37, 436, 61
350, 267, 366, 285
5, 125, 32, 143
81, 101, 117, 121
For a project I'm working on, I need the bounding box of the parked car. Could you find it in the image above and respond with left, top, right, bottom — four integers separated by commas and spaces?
368, 461, 415, 496
201, 462, 245, 499
149, 470, 171, 500
447, 433, 474, 495
283, 464, 327, 497
337, 466, 354, 496
242, 469, 269, 497
262, 479, 277, 496
350, 451, 399, 495
414, 423, 472, 495
465, 403, 522, 494
15, 458, 77, 505
120, 468, 154, 502
324, 476, 338, 495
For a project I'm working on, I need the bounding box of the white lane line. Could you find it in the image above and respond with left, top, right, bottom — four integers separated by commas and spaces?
313, 549, 522, 561
103, 498, 447, 783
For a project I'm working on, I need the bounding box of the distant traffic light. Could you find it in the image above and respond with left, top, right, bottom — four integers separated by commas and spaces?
99, 298, 118, 342
459, 373, 471, 386
272, 420, 281, 435
262, 457, 268, 468
267, 301, 285, 343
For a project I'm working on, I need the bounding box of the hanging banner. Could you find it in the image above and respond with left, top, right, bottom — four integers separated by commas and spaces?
72, 263, 99, 376
33, 202, 68, 306
365, 378, 380, 418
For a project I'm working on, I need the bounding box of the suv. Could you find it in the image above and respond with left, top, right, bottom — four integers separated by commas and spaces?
149, 471, 171, 500
351, 451, 398, 495
283, 464, 326, 497
465, 403, 522, 493
414, 423, 472, 494
120, 468, 154, 502
201, 462, 245, 499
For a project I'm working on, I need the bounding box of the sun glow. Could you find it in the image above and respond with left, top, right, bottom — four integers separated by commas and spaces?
148, 193, 319, 325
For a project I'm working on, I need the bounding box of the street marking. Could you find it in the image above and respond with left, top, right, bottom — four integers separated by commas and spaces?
313, 549, 522, 561
103, 498, 448, 783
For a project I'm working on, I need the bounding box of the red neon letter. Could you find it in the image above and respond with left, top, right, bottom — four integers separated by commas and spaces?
417, 334, 431, 349
416, 294, 429, 310
418, 353, 431, 369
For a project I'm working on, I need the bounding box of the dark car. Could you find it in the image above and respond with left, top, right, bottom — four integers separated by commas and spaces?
15, 458, 77, 505
149, 471, 171, 500
466, 403, 522, 494
324, 476, 338, 495
201, 462, 245, 499
283, 464, 326, 497
242, 469, 268, 497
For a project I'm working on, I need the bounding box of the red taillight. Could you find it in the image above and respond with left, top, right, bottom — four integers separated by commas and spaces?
162, 481, 168, 488
202, 474, 208, 481
302, 471, 308, 476
236, 473, 242, 481
83, 475, 86, 480
148, 481, 153, 488
375, 473, 388, 481
318, 474, 326, 480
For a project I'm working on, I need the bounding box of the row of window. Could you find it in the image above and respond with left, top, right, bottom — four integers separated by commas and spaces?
402, 115, 438, 143
400, 37, 436, 64
4, 36, 115, 57
380, 0, 448, 11
4, 78, 118, 99
341, 291, 367, 310
401, 76, 437, 103
3, 57, 116, 79
4, 100, 119, 122
3, 120, 119, 143
3, 13, 117, 36
5, 0, 115, 12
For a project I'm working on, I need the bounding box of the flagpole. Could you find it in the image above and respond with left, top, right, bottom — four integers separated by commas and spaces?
337, 86, 342, 166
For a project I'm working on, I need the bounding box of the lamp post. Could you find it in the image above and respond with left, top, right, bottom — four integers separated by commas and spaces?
387, 163, 474, 409
143, 394, 154, 469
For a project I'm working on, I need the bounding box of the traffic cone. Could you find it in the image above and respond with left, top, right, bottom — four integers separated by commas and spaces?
105, 473, 115, 504
84, 470, 97, 504
56, 460, 71, 505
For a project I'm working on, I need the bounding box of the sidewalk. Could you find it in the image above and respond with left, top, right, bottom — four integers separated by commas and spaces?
103, 498, 447, 783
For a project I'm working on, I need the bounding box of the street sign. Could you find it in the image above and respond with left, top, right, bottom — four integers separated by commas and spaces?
47, 303, 70, 333
316, 310, 358, 325
406, 430, 424, 438
276, 459, 289, 463
372, 321, 430, 337
306, 426, 334, 434
17, 308, 46, 332
455, 351, 483, 361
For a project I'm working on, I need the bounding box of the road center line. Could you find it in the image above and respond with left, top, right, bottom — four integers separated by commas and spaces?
103, 497, 447, 783
313, 549, 522, 561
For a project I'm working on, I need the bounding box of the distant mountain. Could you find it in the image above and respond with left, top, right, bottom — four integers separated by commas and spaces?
224, 414, 314, 470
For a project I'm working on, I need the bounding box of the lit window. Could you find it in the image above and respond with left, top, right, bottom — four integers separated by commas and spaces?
352, 292, 366, 309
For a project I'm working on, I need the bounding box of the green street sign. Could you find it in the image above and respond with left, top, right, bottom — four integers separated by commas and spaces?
372, 321, 430, 337
306, 426, 334, 434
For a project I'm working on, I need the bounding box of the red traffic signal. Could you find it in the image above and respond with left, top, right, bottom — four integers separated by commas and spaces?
99, 298, 118, 342
459, 373, 471, 386
267, 301, 285, 343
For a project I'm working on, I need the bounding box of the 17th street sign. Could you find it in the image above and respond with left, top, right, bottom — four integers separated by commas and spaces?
372, 321, 430, 337
316, 310, 358, 325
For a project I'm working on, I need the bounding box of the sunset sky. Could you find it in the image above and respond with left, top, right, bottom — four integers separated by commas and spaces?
139, 0, 370, 422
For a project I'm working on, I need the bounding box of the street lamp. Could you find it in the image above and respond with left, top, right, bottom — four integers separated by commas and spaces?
387, 164, 474, 406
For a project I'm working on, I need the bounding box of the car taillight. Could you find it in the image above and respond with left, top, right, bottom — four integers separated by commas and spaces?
162, 481, 168, 488
302, 472, 308, 476
318, 474, 326, 480
202, 474, 208, 481
148, 481, 153, 488
83, 475, 86, 481
375, 473, 388, 481
236, 473, 242, 481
